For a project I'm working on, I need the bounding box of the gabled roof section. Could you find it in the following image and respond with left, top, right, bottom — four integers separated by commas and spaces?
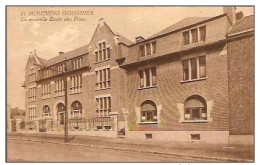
228, 15, 254, 36
44, 44, 89, 67
117, 33, 134, 46
148, 17, 211, 39
25, 53, 46, 69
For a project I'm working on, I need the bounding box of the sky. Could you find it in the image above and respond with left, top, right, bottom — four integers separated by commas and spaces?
7, 6, 254, 109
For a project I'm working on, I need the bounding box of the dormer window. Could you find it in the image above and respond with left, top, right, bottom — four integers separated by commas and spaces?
72, 57, 82, 70
183, 26, 206, 46
140, 41, 156, 57
43, 68, 51, 78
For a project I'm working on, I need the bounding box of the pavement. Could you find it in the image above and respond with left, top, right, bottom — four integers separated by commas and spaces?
7, 132, 254, 162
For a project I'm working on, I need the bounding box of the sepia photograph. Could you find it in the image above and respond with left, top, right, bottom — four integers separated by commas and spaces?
6, 6, 254, 162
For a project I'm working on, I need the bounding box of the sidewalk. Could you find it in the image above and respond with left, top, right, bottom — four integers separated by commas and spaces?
7, 132, 254, 162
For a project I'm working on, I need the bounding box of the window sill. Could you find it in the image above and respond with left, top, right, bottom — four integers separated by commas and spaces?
182, 120, 208, 123
41, 98, 50, 100
138, 85, 157, 90
70, 92, 83, 95
94, 59, 110, 64
138, 122, 158, 125
183, 40, 205, 47
95, 87, 111, 91
181, 77, 207, 83
54, 95, 65, 98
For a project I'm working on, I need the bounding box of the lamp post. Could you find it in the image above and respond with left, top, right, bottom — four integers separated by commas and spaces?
64, 63, 69, 143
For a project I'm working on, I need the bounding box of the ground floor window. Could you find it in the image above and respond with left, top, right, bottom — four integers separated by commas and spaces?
184, 95, 207, 121
42, 105, 51, 118
140, 100, 157, 122
71, 101, 82, 119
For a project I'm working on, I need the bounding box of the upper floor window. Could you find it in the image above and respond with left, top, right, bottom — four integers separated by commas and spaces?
140, 41, 156, 57
56, 63, 66, 74
96, 96, 111, 117
183, 26, 206, 45
139, 67, 156, 89
95, 68, 111, 90
182, 56, 206, 81
55, 79, 64, 97
43, 68, 51, 78
28, 68, 36, 82
72, 57, 82, 70
29, 107, 36, 121
42, 83, 50, 99
184, 95, 207, 121
95, 42, 110, 63
70, 74, 82, 94
28, 87, 36, 102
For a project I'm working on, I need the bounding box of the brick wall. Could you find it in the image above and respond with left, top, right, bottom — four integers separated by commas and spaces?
125, 44, 229, 131
228, 34, 254, 135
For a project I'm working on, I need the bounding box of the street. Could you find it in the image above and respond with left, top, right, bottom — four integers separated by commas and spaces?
7, 139, 207, 162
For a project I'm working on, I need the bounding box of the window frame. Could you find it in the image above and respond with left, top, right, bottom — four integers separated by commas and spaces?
95, 41, 111, 63
139, 100, 158, 124
138, 67, 157, 89
181, 55, 207, 83
139, 41, 156, 57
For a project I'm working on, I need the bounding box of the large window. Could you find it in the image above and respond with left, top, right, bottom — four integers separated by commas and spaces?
55, 79, 65, 97
70, 74, 82, 94
184, 95, 207, 121
42, 105, 51, 118
95, 68, 111, 90
56, 63, 65, 74
29, 107, 36, 121
28, 68, 36, 82
28, 87, 36, 102
42, 83, 50, 99
182, 56, 206, 81
96, 96, 111, 117
95, 42, 110, 63
140, 100, 157, 123
139, 41, 156, 57
183, 26, 206, 45
72, 57, 82, 70
139, 67, 156, 88
71, 101, 82, 119
43, 68, 51, 78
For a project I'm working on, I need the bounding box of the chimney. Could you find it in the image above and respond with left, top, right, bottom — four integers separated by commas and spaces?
59, 52, 64, 56
236, 11, 244, 21
135, 36, 145, 43
223, 6, 236, 25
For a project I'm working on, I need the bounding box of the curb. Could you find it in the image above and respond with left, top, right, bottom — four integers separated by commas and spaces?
8, 138, 253, 162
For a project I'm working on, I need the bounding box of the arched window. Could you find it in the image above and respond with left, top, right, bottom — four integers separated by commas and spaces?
71, 101, 82, 119
140, 100, 157, 122
184, 95, 207, 121
42, 105, 51, 118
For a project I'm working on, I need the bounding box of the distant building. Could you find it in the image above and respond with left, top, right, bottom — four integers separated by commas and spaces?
7, 105, 25, 132
227, 14, 254, 144
22, 7, 254, 144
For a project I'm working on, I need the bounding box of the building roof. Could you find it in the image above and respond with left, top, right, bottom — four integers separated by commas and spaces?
228, 15, 254, 35
41, 20, 133, 67
118, 34, 134, 46
44, 44, 89, 67
148, 17, 211, 39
